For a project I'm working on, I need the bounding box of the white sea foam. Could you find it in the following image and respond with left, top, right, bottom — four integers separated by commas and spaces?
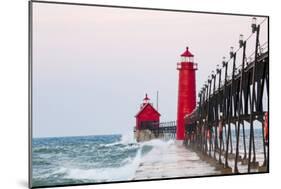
61, 139, 175, 182
120, 132, 136, 145
100, 133, 137, 147
52, 167, 68, 175
102, 141, 121, 147
63, 149, 142, 181
137, 139, 176, 164
140, 139, 174, 149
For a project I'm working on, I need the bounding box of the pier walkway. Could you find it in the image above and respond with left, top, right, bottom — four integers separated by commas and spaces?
134, 141, 220, 180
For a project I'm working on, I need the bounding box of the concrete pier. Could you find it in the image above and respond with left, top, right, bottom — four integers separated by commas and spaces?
133, 141, 221, 180
134, 130, 164, 142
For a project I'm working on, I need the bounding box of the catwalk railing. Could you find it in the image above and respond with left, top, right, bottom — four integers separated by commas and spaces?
136, 121, 177, 139
184, 18, 269, 173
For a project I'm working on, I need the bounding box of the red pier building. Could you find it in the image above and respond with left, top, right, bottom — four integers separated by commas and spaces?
176, 47, 198, 141
135, 94, 161, 130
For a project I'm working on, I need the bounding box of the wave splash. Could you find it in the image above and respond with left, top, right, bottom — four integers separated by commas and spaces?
32, 134, 175, 186
67, 149, 141, 181
61, 137, 174, 182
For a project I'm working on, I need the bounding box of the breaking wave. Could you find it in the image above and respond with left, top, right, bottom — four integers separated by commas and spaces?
32, 134, 174, 187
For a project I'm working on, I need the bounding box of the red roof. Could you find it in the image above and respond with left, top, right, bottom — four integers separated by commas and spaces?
135, 103, 161, 117
181, 47, 194, 57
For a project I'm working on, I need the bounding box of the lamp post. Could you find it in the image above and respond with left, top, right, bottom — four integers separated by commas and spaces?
239, 34, 244, 48
251, 17, 257, 33
230, 46, 234, 58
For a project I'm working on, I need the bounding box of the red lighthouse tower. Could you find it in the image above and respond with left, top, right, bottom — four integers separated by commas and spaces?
176, 47, 197, 141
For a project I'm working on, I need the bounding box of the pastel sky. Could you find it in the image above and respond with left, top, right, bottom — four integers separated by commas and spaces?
32, 2, 268, 138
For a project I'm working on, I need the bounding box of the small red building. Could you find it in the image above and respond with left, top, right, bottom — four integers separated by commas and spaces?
135, 94, 161, 130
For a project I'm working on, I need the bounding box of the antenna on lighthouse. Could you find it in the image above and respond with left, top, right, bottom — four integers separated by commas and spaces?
156, 90, 159, 111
